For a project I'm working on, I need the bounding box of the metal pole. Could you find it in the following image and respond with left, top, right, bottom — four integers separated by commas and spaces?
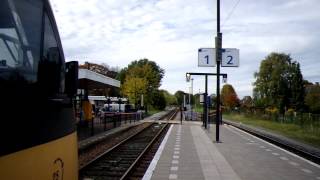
204, 75, 208, 129
217, 0, 220, 33
141, 94, 144, 108
183, 94, 186, 108
215, 0, 221, 142
188, 88, 191, 111
191, 78, 194, 120
135, 82, 137, 109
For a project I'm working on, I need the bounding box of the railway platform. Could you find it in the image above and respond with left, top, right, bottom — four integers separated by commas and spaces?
143, 119, 320, 180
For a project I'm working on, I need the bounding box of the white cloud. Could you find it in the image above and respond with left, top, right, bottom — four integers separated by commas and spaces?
50, 0, 320, 98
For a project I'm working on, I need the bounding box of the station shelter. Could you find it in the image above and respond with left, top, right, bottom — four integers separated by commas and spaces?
76, 68, 120, 123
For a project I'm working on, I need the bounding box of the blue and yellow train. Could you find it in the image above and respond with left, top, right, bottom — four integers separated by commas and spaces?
0, 0, 78, 179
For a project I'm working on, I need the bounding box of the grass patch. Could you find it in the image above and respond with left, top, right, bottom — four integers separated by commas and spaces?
147, 108, 162, 116
193, 105, 203, 113
224, 113, 320, 148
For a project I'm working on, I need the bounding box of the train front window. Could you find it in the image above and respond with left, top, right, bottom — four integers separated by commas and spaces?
0, 0, 75, 157
0, 0, 42, 82
43, 12, 59, 62
38, 11, 65, 94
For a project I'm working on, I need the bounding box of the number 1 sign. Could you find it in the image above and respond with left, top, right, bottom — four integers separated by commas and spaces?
221, 48, 239, 67
198, 48, 216, 67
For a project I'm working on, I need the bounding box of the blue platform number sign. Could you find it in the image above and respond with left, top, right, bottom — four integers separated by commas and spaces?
198, 48, 216, 67
222, 48, 239, 67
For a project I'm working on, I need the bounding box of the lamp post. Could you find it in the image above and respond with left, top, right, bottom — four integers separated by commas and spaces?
183, 93, 186, 109
186, 73, 191, 114
216, 0, 222, 142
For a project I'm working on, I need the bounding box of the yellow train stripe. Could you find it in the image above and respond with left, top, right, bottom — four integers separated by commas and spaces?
0, 132, 78, 180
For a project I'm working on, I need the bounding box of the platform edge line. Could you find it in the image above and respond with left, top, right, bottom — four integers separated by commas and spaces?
142, 124, 174, 180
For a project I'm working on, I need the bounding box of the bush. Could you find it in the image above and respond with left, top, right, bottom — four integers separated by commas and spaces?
265, 107, 279, 121
285, 108, 294, 115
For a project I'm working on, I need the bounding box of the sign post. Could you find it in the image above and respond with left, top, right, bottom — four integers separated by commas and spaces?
215, 33, 222, 142
194, 0, 239, 142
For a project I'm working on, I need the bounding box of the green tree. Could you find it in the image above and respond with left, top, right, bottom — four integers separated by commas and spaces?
118, 59, 165, 111
117, 59, 164, 88
221, 84, 240, 110
210, 94, 217, 109
253, 52, 305, 113
305, 83, 320, 113
289, 63, 305, 111
174, 90, 186, 106
194, 93, 201, 107
117, 67, 127, 83
122, 76, 147, 107
152, 90, 166, 110
241, 96, 253, 112
161, 90, 177, 106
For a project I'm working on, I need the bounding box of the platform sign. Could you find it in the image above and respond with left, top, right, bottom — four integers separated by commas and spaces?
221, 48, 239, 67
199, 94, 204, 104
198, 48, 216, 67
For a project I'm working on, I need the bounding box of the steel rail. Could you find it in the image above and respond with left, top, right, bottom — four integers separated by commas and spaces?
120, 123, 169, 179
159, 108, 178, 120
168, 108, 179, 120
79, 123, 169, 179
79, 122, 154, 171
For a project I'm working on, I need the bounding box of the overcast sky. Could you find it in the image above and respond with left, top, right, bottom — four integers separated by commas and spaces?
51, 0, 320, 98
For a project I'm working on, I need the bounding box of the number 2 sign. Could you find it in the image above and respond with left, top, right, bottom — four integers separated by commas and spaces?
221, 48, 239, 67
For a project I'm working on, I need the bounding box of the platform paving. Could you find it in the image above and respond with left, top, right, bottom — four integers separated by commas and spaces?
148, 121, 240, 180
144, 116, 320, 180
79, 111, 320, 180
206, 120, 320, 180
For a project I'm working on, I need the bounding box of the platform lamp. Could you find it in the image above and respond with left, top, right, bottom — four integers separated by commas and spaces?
186, 73, 191, 107
222, 74, 228, 83
186, 73, 193, 120
186, 73, 191, 82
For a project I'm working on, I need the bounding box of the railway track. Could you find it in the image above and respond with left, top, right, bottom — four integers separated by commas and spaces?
78, 123, 152, 169
79, 122, 169, 180
159, 108, 179, 120
223, 120, 320, 165
123, 123, 170, 179
168, 108, 179, 120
